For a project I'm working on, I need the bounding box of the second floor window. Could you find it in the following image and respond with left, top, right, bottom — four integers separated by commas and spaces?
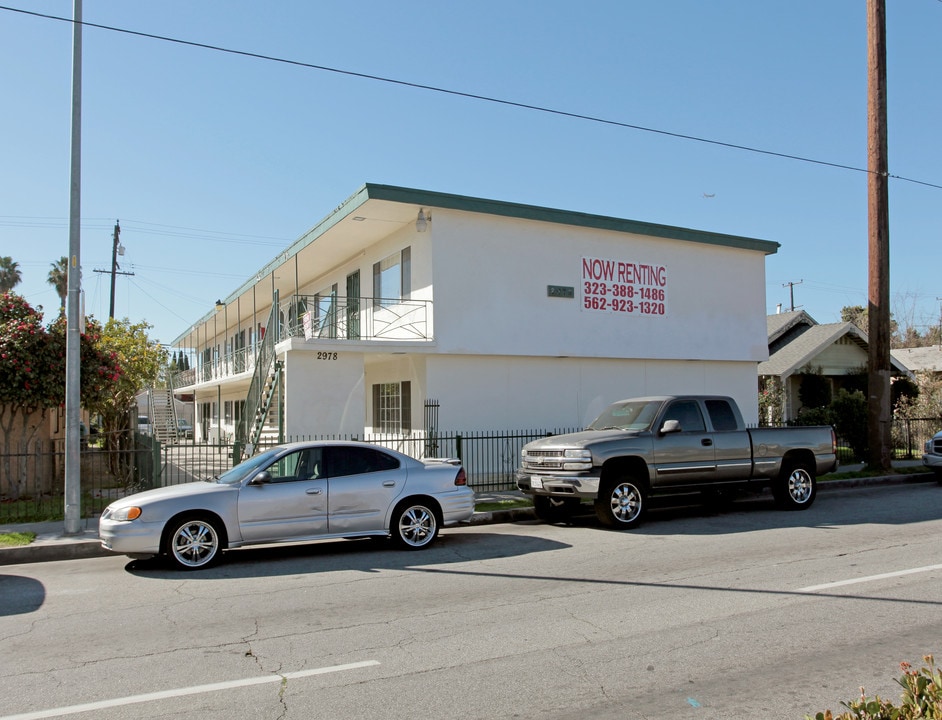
373, 247, 411, 308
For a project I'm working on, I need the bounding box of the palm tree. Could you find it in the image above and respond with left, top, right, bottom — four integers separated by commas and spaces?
0, 256, 22, 293
48, 256, 69, 316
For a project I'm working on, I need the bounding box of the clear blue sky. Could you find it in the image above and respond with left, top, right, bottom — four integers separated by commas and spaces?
2, 1, 940, 347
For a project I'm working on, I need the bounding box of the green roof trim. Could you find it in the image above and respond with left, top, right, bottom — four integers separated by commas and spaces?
362, 183, 780, 254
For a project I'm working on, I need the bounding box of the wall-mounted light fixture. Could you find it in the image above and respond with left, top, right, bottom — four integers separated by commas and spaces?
416, 209, 429, 232
215, 299, 225, 310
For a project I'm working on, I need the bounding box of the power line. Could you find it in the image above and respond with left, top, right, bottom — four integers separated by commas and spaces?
2, 4, 941, 191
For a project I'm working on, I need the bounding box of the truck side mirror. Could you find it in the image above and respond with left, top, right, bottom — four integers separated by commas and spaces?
659, 419, 682, 434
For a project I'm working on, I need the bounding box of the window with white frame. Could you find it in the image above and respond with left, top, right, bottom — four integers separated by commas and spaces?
372, 381, 411, 434
373, 247, 411, 308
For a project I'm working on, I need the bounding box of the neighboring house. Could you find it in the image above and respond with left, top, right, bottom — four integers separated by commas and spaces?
891, 346, 942, 378
760, 310, 911, 421
170, 184, 779, 451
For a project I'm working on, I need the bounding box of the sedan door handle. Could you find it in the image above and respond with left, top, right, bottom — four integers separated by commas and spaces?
701, 438, 713, 446
382, 481, 396, 487
305, 488, 322, 495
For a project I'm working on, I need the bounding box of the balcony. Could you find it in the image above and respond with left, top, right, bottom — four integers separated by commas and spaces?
279, 294, 431, 343
173, 295, 432, 389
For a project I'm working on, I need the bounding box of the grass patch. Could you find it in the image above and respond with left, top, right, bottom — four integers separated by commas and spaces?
0, 531, 36, 548
474, 498, 533, 512
821, 465, 932, 481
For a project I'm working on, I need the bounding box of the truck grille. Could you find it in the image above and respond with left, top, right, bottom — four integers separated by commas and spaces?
523, 450, 565, 471
933, 437, 942, 454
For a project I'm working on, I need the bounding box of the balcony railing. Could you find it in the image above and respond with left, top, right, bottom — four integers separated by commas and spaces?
173, 295, 431, 389
279, 295, 431, 343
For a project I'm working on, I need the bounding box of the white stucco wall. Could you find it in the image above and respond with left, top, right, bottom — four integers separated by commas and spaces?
424, 355, 760, 430
282, 348, 366, 436
430, 210, 769, 363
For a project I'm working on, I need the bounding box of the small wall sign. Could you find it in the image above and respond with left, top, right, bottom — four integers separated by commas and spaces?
547, 285, 574, 299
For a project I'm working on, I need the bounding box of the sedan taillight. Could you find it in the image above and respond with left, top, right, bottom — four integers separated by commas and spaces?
454, 468, 468, 486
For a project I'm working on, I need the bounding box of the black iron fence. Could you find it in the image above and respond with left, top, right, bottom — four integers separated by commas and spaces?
2, 418, 938, 525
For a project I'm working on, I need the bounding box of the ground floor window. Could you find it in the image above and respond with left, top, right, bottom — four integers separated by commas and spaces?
372, 381, 411, 434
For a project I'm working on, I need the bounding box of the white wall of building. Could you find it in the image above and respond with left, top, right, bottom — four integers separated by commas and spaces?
424, 355, 761, 430
431, 210, 768, 362
283, 346, 366, 437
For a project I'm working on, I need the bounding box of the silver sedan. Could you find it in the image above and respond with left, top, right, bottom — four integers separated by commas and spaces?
99, 441, 475, 570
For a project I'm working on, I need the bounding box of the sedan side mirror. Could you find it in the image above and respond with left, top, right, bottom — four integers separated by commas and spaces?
249, 471, 273, 485
659, 419, 682, 434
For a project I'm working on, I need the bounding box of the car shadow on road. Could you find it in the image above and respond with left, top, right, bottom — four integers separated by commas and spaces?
541, 480, 942, 535
123, 530, 571, 579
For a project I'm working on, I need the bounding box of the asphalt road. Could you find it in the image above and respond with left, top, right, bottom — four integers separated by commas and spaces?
2, 482, 941, 720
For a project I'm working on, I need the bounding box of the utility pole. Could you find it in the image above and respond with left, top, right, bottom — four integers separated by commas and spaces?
109, 220, 120, 318
866, 0, 892, 472
782, 280, 803, 312
93, 220, 133, 317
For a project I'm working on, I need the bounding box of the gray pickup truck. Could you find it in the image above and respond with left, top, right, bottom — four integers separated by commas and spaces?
516, 395, 837, 529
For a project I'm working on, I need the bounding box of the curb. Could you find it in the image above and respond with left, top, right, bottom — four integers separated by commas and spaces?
1, 472, 935, 566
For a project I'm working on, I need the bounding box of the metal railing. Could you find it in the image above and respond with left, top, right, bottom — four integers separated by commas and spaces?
171, 295, 433, 390
4, 418, 939, 524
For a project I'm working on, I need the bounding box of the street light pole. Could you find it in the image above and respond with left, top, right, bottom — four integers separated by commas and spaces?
64, 0, 83, 534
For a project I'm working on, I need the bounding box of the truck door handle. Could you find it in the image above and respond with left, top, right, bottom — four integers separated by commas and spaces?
701, 438, 713, 446
305, 488, 322, 495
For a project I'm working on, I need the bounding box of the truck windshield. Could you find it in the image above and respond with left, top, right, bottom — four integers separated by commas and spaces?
587, 400, 662, 431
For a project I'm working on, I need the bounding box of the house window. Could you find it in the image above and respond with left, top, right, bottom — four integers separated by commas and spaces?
224, 401, 233, 424
373, 247, 411, 307
372, 381, 411, 434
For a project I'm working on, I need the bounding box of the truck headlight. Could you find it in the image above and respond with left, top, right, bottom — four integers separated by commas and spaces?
562, 448, 592, 470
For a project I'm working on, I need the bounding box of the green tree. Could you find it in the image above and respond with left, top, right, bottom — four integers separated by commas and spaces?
0, 257, 22, 293
47, 256, 68, 317
87, 318, 167, 455
841, 305, 868, 330
0, 293, 120, 497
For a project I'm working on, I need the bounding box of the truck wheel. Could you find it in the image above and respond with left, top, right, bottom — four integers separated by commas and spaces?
533, 496, 581, 524
773, 461, 817, 510
594, 477, 646, 529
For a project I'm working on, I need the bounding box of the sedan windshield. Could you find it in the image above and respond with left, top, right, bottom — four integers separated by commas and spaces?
587, 400, 662, 432
214, 448, 282, 485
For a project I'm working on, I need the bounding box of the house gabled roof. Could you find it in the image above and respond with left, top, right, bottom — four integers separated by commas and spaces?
892, 346, 942, 373
767, 310, 817, 354
759, 320, 911, 378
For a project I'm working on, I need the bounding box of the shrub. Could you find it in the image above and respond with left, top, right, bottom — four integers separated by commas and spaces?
830, 389, 869, 461
806, 655, 942, 720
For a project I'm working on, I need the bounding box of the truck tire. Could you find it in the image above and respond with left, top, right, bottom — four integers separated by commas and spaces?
773, 461, 817, 510
594, 477, 646, 529
533, 496, 581, 524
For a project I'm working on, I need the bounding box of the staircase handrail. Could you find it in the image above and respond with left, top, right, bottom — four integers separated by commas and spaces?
236, 293, 280, 447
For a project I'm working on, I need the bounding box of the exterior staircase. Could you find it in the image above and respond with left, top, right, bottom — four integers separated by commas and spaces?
236, 297, 283, 457
147, 383, 179, 445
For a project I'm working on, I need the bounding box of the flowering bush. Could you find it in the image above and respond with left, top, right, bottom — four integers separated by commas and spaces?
807, 655, 942, 720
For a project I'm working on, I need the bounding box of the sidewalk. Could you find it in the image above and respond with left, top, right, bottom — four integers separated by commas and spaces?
0, 468, 933, 567
0, 490, 534, 566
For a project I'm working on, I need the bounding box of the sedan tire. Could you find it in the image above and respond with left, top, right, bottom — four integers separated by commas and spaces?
164, 514, 225, 570
391, 500, 440, 550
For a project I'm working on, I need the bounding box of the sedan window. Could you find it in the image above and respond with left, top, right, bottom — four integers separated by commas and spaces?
268, 448, 323, 483
325, 446, 400, 478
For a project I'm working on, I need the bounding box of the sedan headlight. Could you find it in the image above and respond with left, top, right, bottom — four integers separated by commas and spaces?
107, 506, 142, 522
